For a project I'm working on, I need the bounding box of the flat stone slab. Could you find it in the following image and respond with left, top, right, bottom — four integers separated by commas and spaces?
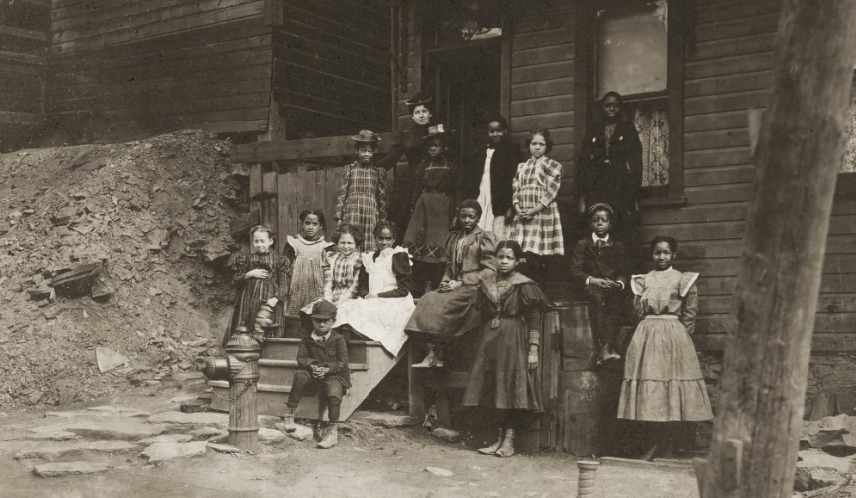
23, 425, 81, 442
33, 461, 112, 477
141, 441, 207, 463
147, 411, 229, 429
86, 406, 151, 418
350, 411, 420, 428
797, 449, 855, 475
65, 419, 169, 441
136, 434, 195, 446
187, 427, 224, 440
275, 422, 313, 442
15, 440, 138, 460
208, 443, 240, 453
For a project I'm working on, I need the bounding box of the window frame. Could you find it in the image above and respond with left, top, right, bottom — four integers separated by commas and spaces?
574, 0, 686, 207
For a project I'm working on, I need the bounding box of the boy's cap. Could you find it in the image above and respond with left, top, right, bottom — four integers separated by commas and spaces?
350, 130, 382, 143
423, 124, 450, 140
406, 92, 432, 107
310, 300, 337, 319
588, 203, 614, 216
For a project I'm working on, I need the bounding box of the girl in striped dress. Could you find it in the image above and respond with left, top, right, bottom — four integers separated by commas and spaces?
284, 210, 334, 316
224, 225, 289, 346
511, 128, 565, 258
335, 130, 389, 252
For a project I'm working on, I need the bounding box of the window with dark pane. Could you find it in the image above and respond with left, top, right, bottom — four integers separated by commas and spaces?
596, 0, 670, 187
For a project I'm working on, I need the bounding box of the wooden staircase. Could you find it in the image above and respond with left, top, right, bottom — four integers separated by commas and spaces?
211, 318, 405, 421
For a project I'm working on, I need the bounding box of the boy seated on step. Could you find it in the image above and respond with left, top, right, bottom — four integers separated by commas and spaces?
570, 203, 629, 366
282, 299, 351, 449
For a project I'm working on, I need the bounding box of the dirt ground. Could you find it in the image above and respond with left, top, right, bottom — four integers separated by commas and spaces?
0, 387, 701, 498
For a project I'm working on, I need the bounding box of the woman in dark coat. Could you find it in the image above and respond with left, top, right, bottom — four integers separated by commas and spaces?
577, 91, 643, 234
376, 92, 434, 237
406, 199, 498, 368
458, 115, 522, 237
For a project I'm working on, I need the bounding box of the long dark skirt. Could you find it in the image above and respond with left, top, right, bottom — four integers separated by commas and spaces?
461, 316, 541, 411
404, 284, 482, 340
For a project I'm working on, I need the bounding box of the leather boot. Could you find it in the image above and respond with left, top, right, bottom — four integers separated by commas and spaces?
316, 423, 339, 449
495, 427, 515, 458
478, 428, 504, 455
282, 407, 297, 433
312, 421, 323, 442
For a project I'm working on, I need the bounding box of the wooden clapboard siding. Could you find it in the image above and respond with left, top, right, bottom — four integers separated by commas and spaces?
47, 7, 272, 143
272, 0, 392, 139
509, 6, 575, 195
636, 0, 856, 350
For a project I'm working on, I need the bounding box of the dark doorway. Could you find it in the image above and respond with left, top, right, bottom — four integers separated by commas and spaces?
422, 41, 502, 175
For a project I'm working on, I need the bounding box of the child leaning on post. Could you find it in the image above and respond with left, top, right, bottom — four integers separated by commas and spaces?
282, 299, 351, 449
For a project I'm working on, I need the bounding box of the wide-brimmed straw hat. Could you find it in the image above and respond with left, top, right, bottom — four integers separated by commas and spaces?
350, 130, 382, 143
423, 124, 449, 140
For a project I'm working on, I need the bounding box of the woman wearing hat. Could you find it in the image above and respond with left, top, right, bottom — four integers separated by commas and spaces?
335, 130, 389, 252
376, 92, 435, 237
402, 124, 460, 295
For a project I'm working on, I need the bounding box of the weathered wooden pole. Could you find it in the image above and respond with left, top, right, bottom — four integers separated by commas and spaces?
697, 2, 856, 498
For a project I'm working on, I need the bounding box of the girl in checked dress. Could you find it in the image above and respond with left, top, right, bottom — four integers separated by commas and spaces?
284, 210, 334, 316
510, 128, 565, 280
335, 130, 389, 252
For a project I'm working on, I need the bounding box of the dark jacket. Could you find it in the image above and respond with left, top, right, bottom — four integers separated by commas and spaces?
442, 228, 498, 285
569, 236, 629, 289
296, 330, 351, 388
458, 140, 522, 216
577, 119, 643, 213
375, 125, 430, 236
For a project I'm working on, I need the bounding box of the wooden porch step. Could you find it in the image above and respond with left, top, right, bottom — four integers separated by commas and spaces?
258, 359, 368, 386
261, 337, 380, 364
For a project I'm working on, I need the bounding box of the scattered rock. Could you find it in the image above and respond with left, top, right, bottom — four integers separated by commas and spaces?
86, 406, 151, 418
96, 347, 129, 373
187, 427, 224, 440
810, 469, 846, 490
27, 286, 52, 301
141, 441, 207, 463
275, 422, 314, 442
258, 427, 287, 445
797, 449, 855, 475
33, 461, 112, 477
350, 411, 420, 428
136, 434, 195, 446
208, 442, 240, 454
425, 467, 455, 477
802, 414, 856, 451
431, 428, 460, 443
15, 440, 138, 460
24, 426, 81, 442
180, 401, 206, 414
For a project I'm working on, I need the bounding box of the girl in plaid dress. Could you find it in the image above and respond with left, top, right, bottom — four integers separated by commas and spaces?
321, 224, 364, 307
224, 225, 289, 346
335, 130, 389, 252
511, 128, 565, 259
284, 210, 334, 316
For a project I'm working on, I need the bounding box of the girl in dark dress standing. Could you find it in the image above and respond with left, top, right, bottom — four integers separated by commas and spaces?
462, 241, 546, 458
376, 92, 434, 238
225, 225, 289, 346
403, 125, 459, 294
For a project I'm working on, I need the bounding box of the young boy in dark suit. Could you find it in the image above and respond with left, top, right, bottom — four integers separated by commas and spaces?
570, 203, 629, 365
282, 300, 350, 449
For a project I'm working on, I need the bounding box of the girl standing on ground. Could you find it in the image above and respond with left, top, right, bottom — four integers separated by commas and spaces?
617, 235, 712, 460
406, 199, 498, 368
403, 125, 459, 295
335, 130, 389, 252
334, 221, 415, 357
225, 225, 289, 346
462, 240, 546, 458
284, 210, 334, 316
510, 128, 565, 280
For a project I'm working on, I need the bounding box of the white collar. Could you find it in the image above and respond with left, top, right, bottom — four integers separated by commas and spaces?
311, 331, 331, 342
591, 233, 610, 243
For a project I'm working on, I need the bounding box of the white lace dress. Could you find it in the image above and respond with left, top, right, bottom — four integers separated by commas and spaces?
334, 247, 415, 356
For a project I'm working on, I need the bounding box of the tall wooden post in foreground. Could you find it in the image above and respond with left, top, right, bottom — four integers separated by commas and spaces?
697, 2, 856, 498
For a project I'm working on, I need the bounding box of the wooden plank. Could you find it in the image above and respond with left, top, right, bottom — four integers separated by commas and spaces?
694, 14, 780, 43
685, 147, 752, 169
684, 164, 755, 187
0, 24, 47, 42
685, 128, 750, 152
510, 95, 573, 118
511, 60, 574, 84
509, 111, 574, 132
685, 91, 769, 116
513, 26, 573, 51
275, 28, 389, 74
511, 78, 574, 101
686, 71, 773, 99
686, 53, 774, 81
693, 333, 856, 353
695, 1, 782, 25
102, 92, 270, 122
514, 8, 573, 34
702, 294, 856, 315
685, 110, 756, 134
272, 43, 389, 91
684, 183, 754, 205
692, 33, 776, 62
512, 43, 574, 68
696, 313, 856, 335
639, 202, 749, 225
53, 0, 222, 32
0, 111, 43, 126
232, 132, 396, 163
282, 3, 388, 52
53, 3, 265, 55
676, 234, 856, 261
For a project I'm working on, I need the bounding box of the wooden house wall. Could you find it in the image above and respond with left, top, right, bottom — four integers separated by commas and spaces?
638, 0, 856, 351
272, 0, 392, 140
47, 0, 273, 142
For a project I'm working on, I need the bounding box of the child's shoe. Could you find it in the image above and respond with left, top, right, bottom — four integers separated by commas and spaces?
495, 428, 515, 458
282, 407, 296, 433
316, 423, 339, 449
596, 344, 621, 365
312, 421, 323, 442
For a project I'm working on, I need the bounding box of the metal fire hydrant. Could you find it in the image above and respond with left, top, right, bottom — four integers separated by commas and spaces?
199, 326, 260, 451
